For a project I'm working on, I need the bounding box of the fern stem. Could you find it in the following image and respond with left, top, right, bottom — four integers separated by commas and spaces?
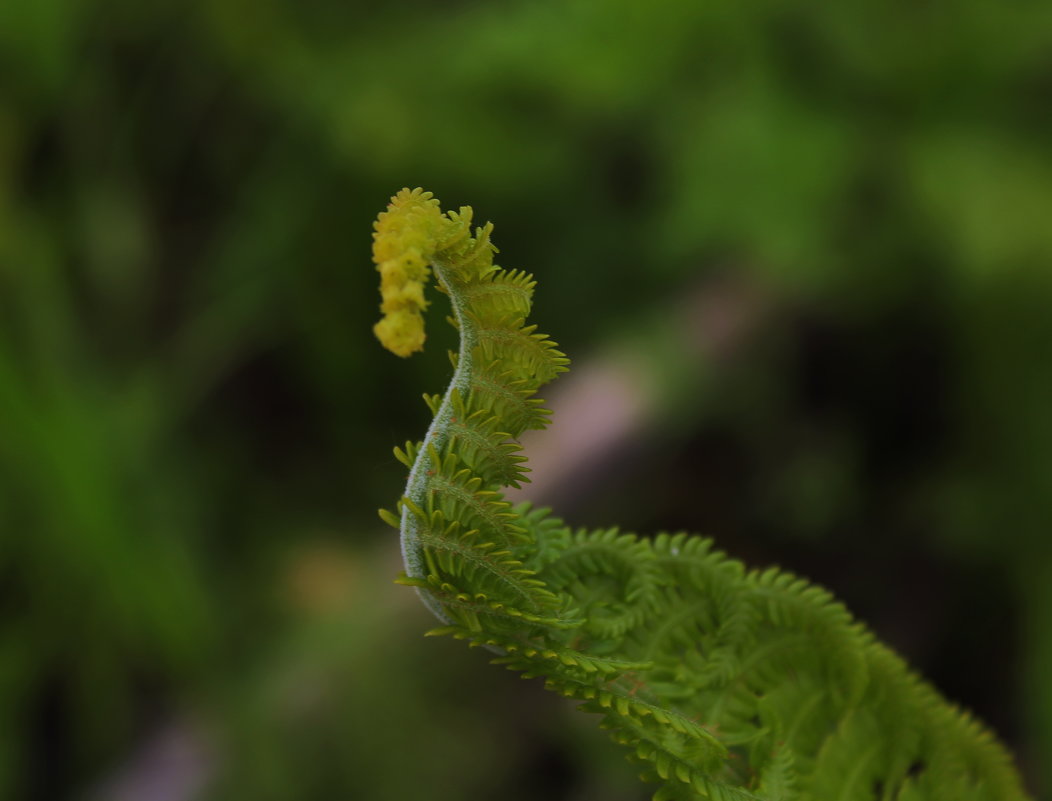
399, 256, 476, 623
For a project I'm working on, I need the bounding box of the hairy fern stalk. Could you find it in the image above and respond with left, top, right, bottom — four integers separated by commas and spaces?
372, 188, 1031, 801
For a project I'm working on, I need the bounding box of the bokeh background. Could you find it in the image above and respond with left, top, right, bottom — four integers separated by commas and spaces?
2, 0, 1051, 799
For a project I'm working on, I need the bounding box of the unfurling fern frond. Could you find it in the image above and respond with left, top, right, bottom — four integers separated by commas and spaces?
371, 187, 1032, 800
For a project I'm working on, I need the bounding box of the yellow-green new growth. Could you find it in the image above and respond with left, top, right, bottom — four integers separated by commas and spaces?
372, 188, 1033, 801
372, 188, 445, 357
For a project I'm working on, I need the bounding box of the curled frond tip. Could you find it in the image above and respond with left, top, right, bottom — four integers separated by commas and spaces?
372, 187, 445, 357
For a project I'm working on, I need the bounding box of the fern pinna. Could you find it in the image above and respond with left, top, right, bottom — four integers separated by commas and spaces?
372, 188, 1031, 801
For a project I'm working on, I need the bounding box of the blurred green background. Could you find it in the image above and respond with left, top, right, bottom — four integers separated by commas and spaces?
1, 0, 1050, 798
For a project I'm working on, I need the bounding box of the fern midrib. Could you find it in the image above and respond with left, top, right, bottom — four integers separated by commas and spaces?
400, 255, 476, 623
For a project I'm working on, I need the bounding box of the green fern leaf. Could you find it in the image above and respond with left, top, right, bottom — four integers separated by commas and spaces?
371, 188, 1033, 801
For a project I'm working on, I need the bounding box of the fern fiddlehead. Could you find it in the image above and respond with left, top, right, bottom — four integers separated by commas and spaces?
373, 188, 1032, 801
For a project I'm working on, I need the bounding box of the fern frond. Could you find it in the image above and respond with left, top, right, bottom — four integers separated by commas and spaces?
371, 188, 1033, 801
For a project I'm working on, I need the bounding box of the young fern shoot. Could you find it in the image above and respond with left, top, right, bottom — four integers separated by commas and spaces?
373, 188, 1032, 801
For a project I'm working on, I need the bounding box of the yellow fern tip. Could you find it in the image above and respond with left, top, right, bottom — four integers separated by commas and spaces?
372, 188, 444, 356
